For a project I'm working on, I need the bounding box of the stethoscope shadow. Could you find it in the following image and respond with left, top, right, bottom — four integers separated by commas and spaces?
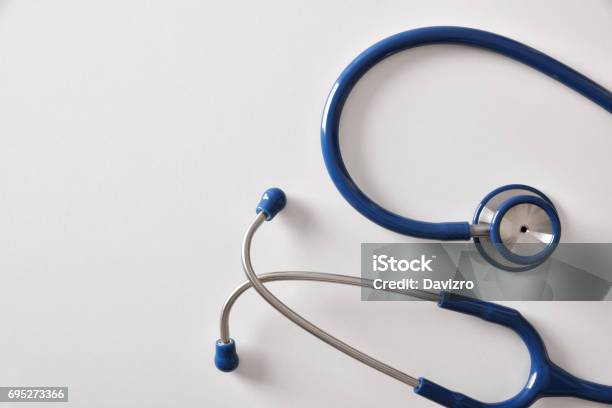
232, 344, 272, 384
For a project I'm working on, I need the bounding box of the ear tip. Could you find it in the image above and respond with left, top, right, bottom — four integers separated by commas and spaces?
215, 339, 239, 372
256, 187, 287, 220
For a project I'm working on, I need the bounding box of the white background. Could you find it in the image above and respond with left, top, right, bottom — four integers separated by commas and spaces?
0, 1, 611, 407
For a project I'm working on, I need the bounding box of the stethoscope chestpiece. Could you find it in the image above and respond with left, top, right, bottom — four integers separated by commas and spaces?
318, 26, 597, 272
472, 184, 561, 271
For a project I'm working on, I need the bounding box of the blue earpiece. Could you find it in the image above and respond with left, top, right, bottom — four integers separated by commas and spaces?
215, 339, 239, 372
256, 188, 287, 221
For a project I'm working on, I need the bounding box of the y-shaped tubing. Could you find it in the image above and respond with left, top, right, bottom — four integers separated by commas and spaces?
417, 293, 612, 407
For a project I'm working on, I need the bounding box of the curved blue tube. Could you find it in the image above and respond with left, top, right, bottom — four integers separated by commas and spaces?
414, 292, 612, 407
321, 26, 612, 240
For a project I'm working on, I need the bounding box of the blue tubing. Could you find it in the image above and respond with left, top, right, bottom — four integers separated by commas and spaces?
414, 292, 612, 407
321, 26, 612, 240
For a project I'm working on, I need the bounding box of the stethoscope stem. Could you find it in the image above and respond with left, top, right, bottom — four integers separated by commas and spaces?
469, 223, 490, 237
240, 212, 424, 388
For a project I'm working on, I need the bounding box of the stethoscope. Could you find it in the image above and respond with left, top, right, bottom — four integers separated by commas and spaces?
215, 27, 612, 407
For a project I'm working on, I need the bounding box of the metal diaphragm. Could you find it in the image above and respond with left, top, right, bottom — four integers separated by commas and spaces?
473, 185, 559, 271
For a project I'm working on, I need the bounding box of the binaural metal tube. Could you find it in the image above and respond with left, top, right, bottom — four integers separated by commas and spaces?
220, 271, 440, 343
240, 212, 424, 388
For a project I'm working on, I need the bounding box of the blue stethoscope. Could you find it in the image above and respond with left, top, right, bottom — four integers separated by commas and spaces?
216, 27, 612, 407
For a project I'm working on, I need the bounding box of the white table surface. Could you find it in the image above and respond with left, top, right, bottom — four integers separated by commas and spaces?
0, 1, 610, 407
